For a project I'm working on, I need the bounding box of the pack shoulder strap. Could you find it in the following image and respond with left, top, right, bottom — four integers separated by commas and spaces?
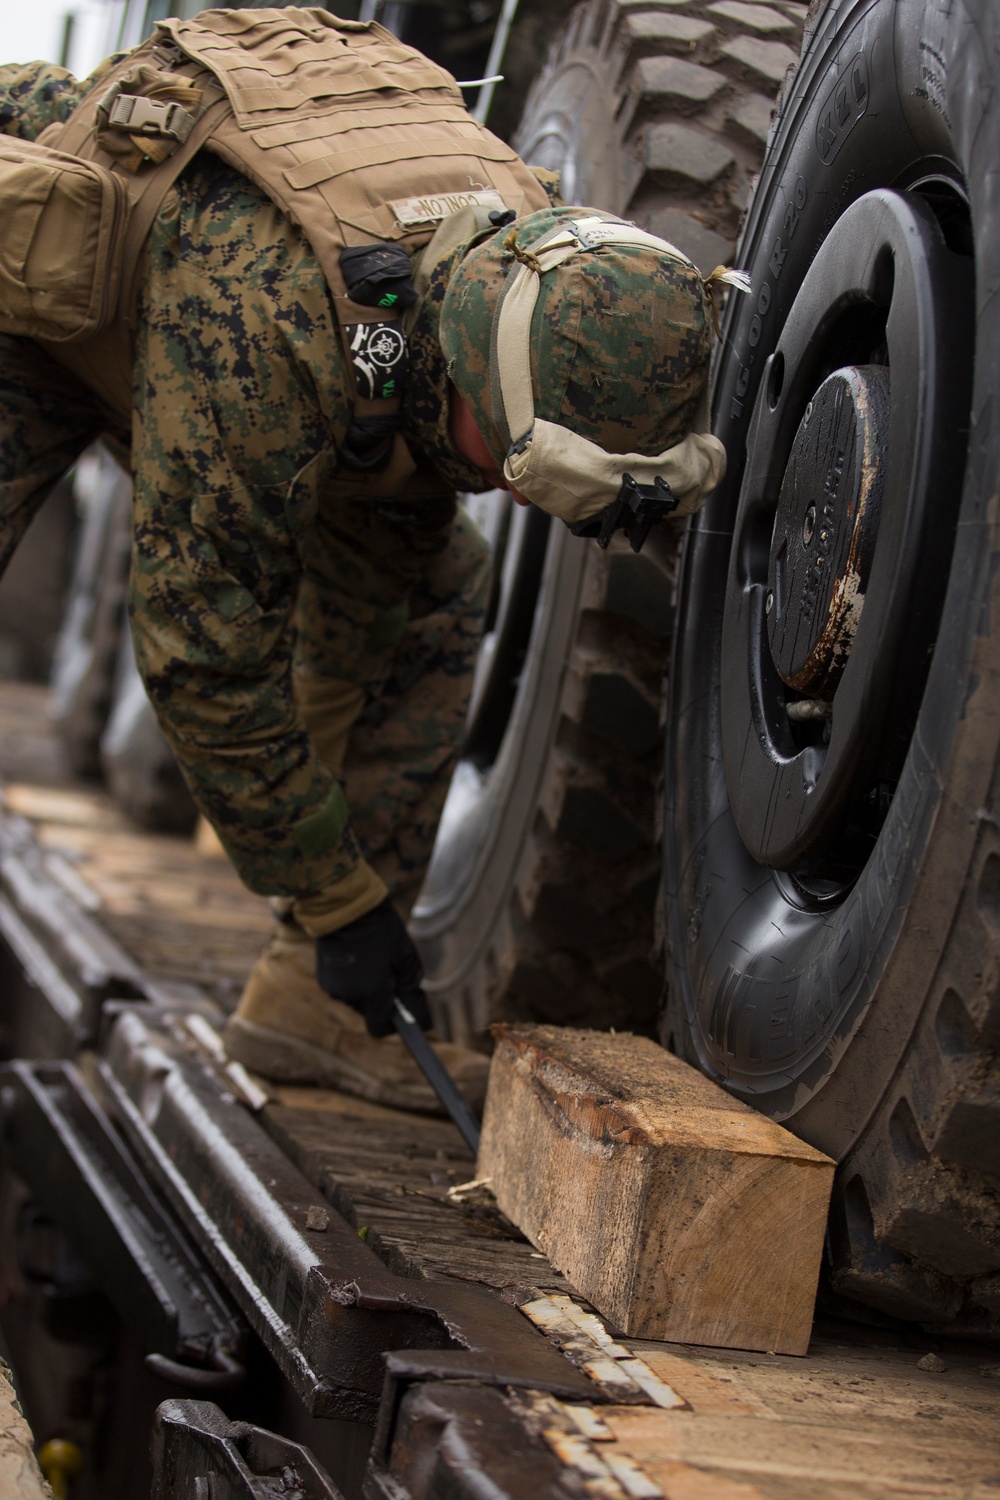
48, 36, 229, 327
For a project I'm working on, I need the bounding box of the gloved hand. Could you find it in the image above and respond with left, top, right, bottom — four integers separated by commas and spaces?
315, 898, 432, 1038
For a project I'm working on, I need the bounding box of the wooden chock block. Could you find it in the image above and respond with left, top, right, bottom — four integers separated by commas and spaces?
478, 1025, 835, 1354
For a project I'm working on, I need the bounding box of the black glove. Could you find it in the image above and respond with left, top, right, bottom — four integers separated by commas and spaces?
315, 898, 432, 1038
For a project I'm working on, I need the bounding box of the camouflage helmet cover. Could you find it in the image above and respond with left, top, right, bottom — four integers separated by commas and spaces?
439, 207, 714, 473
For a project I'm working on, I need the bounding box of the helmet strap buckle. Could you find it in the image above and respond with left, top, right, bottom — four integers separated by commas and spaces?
569, 473, 677, 553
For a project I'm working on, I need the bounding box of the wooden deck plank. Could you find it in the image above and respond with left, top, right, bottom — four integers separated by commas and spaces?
0, 689, 272, 1006
601, 1329, 1000, 1498
264, 1101, 570, 1292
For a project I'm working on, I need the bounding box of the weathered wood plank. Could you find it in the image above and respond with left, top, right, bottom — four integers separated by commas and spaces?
2, 772, 272, 1007
0, 1359, 50, 1500
264, 1101, 570, 1292
478, 1025, 835, 1353
528, 1327, 1000, 1498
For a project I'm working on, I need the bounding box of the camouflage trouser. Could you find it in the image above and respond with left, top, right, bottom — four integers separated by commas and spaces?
0, 157, 491, 909
293, 507, 490, 915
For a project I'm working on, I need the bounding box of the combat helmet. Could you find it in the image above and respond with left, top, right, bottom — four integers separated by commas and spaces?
439, 207, 745, 545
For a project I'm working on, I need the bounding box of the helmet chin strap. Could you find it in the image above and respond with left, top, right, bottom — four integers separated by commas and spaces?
488, 215, 745, 545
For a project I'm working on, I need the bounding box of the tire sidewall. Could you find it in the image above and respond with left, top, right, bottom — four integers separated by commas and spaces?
412, 523, 586, 1037
663, 0, 1000, 1156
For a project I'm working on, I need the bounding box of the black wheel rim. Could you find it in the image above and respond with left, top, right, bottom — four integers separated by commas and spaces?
666, 175, 975, 1117
722, 189, 972, 876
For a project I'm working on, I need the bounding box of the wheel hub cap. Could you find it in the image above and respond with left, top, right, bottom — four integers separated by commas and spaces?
767, 366, 889, 697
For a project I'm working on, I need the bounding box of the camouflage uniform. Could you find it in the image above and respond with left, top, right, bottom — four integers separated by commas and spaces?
0, 51, 713, 936
0, 60, 491, 922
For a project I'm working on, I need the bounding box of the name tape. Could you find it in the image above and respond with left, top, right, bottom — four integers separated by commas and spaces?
389, 188, 507, 228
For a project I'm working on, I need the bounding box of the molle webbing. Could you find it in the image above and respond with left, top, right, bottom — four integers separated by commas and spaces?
42, 9, 550, 426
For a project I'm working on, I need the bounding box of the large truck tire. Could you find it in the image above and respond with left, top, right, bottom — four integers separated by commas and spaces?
99, 620, 198, 835
663, 0, 1000, 1329
413, 0, 804, 1042
0, 472, 77, 684
49, 448, 132, 778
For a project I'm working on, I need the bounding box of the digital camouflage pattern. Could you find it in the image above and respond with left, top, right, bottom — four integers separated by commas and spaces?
0, 62, 706, 920
440, 207, 712, 471
0, 64, 129, 573
0, 60, 102, 138
132, 153, 491, 908
1, 63, 489, 913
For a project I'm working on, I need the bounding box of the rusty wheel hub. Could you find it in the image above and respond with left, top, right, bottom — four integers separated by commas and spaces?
767, 366, 889, 698
719, 189, 973, 871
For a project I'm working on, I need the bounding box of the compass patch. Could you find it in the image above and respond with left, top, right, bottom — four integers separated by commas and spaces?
346, 321, 409, 399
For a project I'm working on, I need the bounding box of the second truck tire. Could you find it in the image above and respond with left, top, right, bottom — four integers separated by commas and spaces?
414, 0, 804, 1039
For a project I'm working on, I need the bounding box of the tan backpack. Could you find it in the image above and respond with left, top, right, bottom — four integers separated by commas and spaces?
0, 137, 127, 343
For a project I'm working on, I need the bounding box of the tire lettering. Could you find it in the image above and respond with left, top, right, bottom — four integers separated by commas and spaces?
835, 83, 850, 126
709, 966, 762, 1062
818, 111, 836, 158
731, 180, 803, 424
852, 59, 867, 104
915, 37, 953, 130
815, 51, 870, 164
710, 966, 803, 1065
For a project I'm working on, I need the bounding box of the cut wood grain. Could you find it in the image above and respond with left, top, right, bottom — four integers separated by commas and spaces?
478, 1025, 835, 1354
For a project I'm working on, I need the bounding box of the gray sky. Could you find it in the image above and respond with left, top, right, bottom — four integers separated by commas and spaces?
4, 0, 117, 72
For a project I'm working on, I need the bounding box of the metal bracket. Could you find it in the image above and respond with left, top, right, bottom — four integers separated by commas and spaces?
100, 1012, 594, 1422
0, 1060, 245, 1385
569, 473, 677, 553
367, 1378, 574, 1500
0, 809, 146, 1050
151, 1400, 344, 1500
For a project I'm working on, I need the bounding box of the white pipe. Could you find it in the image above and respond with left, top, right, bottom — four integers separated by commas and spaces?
474, 0, 521, 125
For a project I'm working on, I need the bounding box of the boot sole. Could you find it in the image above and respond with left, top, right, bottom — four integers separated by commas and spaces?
223, 1015, 447, 1116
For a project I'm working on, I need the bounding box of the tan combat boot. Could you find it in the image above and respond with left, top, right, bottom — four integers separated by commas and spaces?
223, 920, 489, 1114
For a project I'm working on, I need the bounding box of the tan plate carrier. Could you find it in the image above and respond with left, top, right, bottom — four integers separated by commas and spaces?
1, 6, 550, 428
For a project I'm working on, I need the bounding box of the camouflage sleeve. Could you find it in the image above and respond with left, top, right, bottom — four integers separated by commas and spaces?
0, 335, 104, 580
0, 62, 86, 139
130, 158, 372, 902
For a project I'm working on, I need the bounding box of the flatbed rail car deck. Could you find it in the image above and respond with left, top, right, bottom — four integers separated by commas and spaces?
0, 680, 998, 1500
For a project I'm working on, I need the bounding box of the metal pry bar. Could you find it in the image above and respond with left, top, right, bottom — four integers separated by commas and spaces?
392, 999, 482, 1155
